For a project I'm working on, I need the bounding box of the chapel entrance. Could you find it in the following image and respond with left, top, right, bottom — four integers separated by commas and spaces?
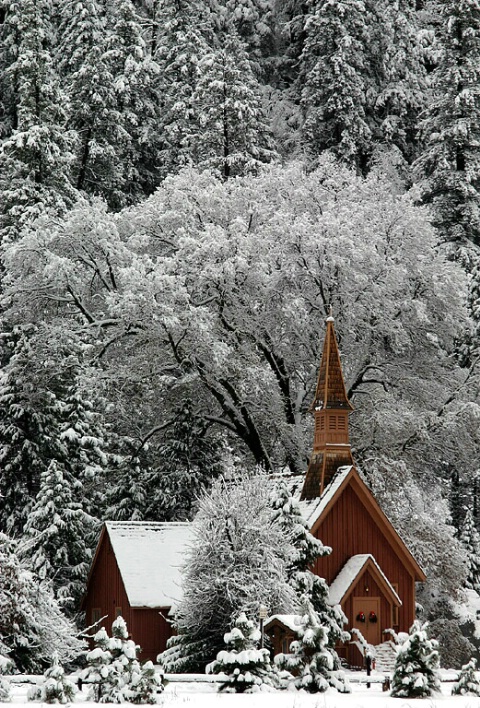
352, 597, 381, 646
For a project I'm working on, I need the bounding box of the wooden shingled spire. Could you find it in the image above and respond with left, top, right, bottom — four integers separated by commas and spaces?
301, 315, 354, 500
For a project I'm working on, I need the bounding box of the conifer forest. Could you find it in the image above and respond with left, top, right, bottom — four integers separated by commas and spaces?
2, 0, 480, 673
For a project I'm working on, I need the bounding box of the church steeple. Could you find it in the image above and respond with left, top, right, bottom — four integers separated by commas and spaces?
301, 315, 354, 500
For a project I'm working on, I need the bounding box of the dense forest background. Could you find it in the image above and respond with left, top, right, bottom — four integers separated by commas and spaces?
1, 0, 480, 665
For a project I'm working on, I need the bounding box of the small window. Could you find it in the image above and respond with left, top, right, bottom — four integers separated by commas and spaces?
320, 417, 325, 430
115, 607, 123, 618
328, 416, 337, 430
92, 608, 102, 625
338, 416, 346, 430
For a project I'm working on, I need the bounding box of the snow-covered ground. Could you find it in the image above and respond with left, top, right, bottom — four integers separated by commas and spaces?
2, 673, 477, 708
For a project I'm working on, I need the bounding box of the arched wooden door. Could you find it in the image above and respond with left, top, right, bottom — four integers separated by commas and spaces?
352, 597, 381, 646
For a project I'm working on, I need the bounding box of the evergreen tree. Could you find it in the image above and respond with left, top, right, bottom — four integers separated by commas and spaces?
104, 0, 162, 200
56, 0, 128, 209
459, 508, 480, 592
452, 657, 480, 696
0, 0, 77, 242
23, 460, 99, 613
29, 653, 77, 704
206, 612, 277, 692
375, 0, 427, 162
84, 617, 161, 703
391, 621, 441, 698
192, 32, 277, 177
298, 0, 375, 169
276, 599, 350, 693
0, 533, 84, 672
414, 0, 480, 247
270, 480, 349, 652
155, 2, 212, 179
146, 401, 224, 521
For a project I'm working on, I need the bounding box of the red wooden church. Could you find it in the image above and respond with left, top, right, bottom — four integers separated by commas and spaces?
266, 315, 425, 666
82, 316, 425, 666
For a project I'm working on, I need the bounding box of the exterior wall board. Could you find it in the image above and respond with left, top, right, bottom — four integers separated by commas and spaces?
314, 483, 416, 632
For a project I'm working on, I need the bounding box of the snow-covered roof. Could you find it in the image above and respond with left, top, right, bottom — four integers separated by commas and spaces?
264, 614, 304, 634
297, 465, 353, 527
328, 554, 402, 607
105, 521, 195, 609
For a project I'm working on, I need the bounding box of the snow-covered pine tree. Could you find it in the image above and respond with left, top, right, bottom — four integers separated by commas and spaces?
414, 0, 480, 247
28, 653, 77, 704
452, 657, 480, 696
155, 0, 214, 179
270, 481, 350, 656
0, 0, 78, 242
158, 471, 296, 672
104, 0, 162, 201
129, 661, 162, 704
83, 627, 112, 703
391, 621, 441, 698
206, 612, 277, 692
146, 400, 224, 521
84, 616, 160, 704
276, 598, 350, 693
56, 0, 128, 209
0, 533, 84, 672
23, 460, 99, 613
191, 31, 278, 177
459, 508, 480, 593
0, 327, 59, 536
298, 0, 374, 169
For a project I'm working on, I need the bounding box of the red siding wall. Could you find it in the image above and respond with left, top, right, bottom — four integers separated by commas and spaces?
83, 534, 173, 662
314, 482, 416, 633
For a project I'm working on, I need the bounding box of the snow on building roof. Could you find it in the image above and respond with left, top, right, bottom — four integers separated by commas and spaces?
265, 614, 304, 634
297, 465, 353, 527
328, 554, 402, 606
105, 521, 195, 609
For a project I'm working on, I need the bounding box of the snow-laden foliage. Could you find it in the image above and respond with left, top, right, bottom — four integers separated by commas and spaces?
459, 509, 480, 594
206, 612, 277, 692
0, 161, 474, 607
415, 0, 480, 247
0, 534, 84, 672
452, 657, 480, 696
83, 617, 162, 703
159, 471, 296, 672
0, 655, 12, 703
28, 653, 77, 704
23, 459, 99, 612
276, 599, 350, 693
391, 621, 441, 698
270, 480, 350, 652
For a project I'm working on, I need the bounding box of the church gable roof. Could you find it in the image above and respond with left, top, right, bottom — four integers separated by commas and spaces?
300, 466, 426, 582
328, 554, 402, 606
86, 521, 194, 609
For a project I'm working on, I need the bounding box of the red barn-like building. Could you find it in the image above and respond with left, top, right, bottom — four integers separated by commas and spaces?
82, 316, 425, 667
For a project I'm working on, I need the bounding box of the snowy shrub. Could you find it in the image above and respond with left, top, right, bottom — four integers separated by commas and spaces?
452, 657, 480, 696
28, 653, 77, 704
391, 621, 441, 698
276, 600, 350, 693
206, 612, 277, 692
159, 472, 296, 672
83, 617, 162, 703
0, 655, 12, 703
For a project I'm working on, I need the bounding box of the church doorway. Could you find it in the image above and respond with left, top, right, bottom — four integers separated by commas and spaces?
352, 597, 381, 646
